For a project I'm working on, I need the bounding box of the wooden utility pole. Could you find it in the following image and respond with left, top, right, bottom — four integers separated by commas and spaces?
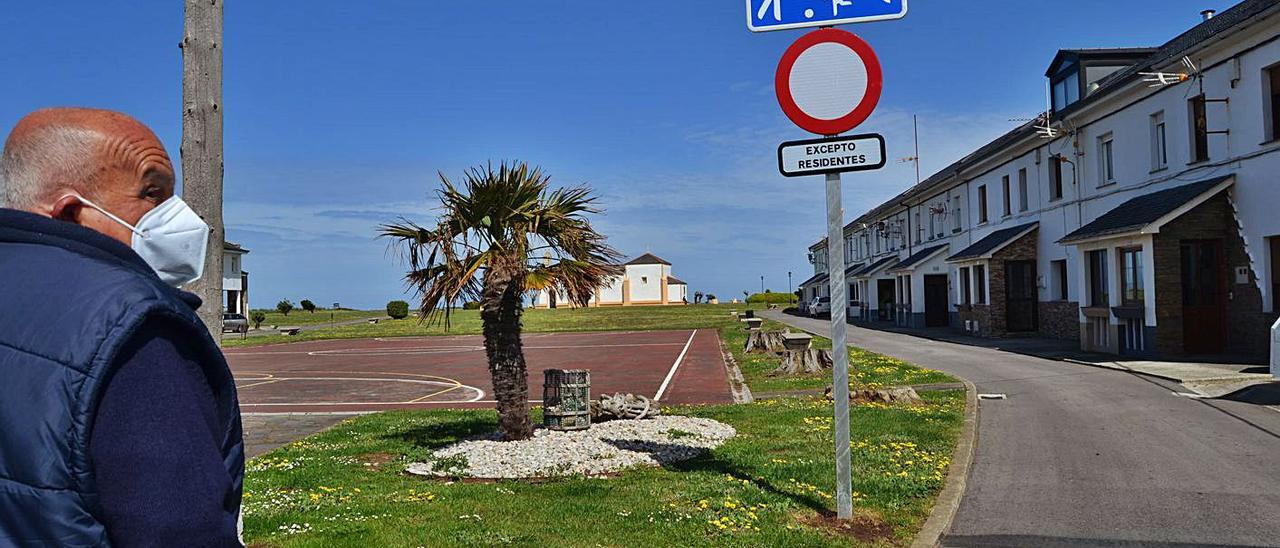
181, 0, 225, 342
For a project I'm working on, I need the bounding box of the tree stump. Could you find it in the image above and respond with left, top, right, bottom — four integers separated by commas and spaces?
769, 348, 834, 376
824, 385, 924, 405
744, 330, 785, 353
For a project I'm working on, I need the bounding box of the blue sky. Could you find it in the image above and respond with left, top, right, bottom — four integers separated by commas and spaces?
0, 1, 1237, 308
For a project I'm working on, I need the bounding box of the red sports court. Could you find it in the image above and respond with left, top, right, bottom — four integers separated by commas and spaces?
224, 329, 733, 414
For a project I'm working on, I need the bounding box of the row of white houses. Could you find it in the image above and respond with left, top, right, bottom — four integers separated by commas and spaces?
800, 1, 1280, 360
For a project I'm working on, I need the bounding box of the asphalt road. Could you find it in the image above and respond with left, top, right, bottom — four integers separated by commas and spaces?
765, 311, 1280, 548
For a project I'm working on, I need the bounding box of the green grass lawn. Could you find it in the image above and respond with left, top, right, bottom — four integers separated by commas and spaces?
243, 391, 963, 547
227, 304, 750, 348
238, 303, 965, 546
721, 315, 956, 395
249, 309, 386, 327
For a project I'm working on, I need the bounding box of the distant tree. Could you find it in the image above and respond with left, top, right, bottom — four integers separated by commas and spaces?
300, 299, 317, 313
250, 311, 266, 329
386, 300, 410, 320
764, 289, 771, 293
276, 300, 294, 316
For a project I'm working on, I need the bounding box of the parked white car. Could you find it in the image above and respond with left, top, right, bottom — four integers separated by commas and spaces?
809, 296, 831, 317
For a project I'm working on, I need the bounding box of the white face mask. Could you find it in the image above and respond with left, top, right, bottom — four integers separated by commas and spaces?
74, 195, 210, 287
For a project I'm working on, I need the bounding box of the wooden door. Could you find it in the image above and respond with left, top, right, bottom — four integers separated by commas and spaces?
1180, 239, 1226, 354
1005, 261, 1038, 332
877, 279, 896, 321
924, 275, 949, 327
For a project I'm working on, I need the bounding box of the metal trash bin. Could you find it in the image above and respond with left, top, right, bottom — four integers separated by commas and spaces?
543, 369, 591, 431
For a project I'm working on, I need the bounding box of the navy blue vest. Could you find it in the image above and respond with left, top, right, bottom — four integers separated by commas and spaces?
0, 208, 244, 546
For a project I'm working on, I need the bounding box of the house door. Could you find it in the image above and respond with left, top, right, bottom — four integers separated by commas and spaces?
877, 279, 896, 321
1180, 239, 1226, 354
923, 275, 949, 327
1004, 260, 1038, 332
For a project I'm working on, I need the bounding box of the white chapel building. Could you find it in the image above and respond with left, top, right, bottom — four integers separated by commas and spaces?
533, 253, 688, 308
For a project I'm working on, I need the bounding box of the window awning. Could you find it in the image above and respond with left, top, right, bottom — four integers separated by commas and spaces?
798, 273, 829, 287
850, 256, 899, 278
887, 245, 949, 273
947, 222, 1039, 262
1058, 176, 1233, 245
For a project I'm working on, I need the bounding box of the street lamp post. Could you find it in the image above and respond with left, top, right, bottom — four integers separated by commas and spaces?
761, 275, 765, 295
788, 271, 793, 304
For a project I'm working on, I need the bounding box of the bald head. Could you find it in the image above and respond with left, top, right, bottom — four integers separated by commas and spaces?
0, 108, 176, 244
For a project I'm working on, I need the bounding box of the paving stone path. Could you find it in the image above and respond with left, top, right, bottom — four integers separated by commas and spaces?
241, 414, 352, 458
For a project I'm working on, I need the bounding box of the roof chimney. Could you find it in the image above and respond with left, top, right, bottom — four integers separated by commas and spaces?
1201, 9, 1216, 21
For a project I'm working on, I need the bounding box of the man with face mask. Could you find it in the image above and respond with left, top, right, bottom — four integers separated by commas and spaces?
0, 108, 243, 547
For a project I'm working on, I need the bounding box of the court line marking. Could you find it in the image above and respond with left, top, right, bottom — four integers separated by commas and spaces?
238, 380, 486, 406
653, 330, 697, 402
238, 378, 282, 390
234, 370, 486, 405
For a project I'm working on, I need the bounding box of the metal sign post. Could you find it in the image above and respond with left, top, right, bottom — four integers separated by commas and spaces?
824, 170, 854, 519
770, 27, 885, 521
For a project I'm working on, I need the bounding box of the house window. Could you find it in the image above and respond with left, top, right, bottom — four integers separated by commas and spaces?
1266, 64, 1280, 142
1049, 156, 1064, 201
1119, 248, 1144, 306
977, 185, 989, 224
1001, 175, 1011, 217
1097, 133, 1115, 185
974, 264, 987, 304
1088, 249, 1109, 307
1052, 69, 1080, 111
952, 197, 962, 232
1150, 111, 1167, 170
960, 267, 972, 305
1190, 95, 1209, 163
1052, 259, 1069, 301
1018, 168, 1029, 212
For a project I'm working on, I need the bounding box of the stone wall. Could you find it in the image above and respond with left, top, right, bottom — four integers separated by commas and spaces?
956, 304, 994, 337
1152, 192, 1268, 359
1038, 300, 1080, 341
967, 228, 1039, 338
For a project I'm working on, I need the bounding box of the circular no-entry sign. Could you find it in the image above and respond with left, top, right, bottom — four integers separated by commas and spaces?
775, 28, 883, 136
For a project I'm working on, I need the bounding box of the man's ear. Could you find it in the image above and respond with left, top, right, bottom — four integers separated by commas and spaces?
48, 194, 83, 222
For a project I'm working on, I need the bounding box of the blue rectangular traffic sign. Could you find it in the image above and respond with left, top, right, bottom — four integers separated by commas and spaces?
746, 0, 907, 32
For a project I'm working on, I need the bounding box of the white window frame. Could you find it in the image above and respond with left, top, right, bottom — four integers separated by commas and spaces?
1097, 132, 1115, 186
1017, 168, 1029, 212
1150, 111, 1167, 171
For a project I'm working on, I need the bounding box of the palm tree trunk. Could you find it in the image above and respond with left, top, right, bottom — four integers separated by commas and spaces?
481, 271, 534, 441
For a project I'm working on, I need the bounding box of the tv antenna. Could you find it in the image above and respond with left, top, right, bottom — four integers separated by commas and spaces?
1140, 56, 1200, 87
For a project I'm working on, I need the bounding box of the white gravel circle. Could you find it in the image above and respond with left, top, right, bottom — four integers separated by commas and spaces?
406, 416, 736, 479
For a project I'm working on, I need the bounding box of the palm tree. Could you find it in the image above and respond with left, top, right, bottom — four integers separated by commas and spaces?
380, 162, 621, 440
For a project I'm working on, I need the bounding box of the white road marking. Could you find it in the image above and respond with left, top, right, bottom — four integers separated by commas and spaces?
653, 330, 698, 402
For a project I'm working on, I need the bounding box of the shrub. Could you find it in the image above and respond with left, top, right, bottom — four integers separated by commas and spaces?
746, 292, 794, 304
462, 301, 482, 310
300, 299, 317, 313
276, 300, 294, 316
387, 300, 410, 319
250, 311, 266, 329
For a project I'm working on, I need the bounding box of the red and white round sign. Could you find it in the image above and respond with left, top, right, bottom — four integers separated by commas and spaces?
775, 29, 883, 136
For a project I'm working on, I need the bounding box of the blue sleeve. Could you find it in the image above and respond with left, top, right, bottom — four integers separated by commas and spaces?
89, 321, 241, 547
